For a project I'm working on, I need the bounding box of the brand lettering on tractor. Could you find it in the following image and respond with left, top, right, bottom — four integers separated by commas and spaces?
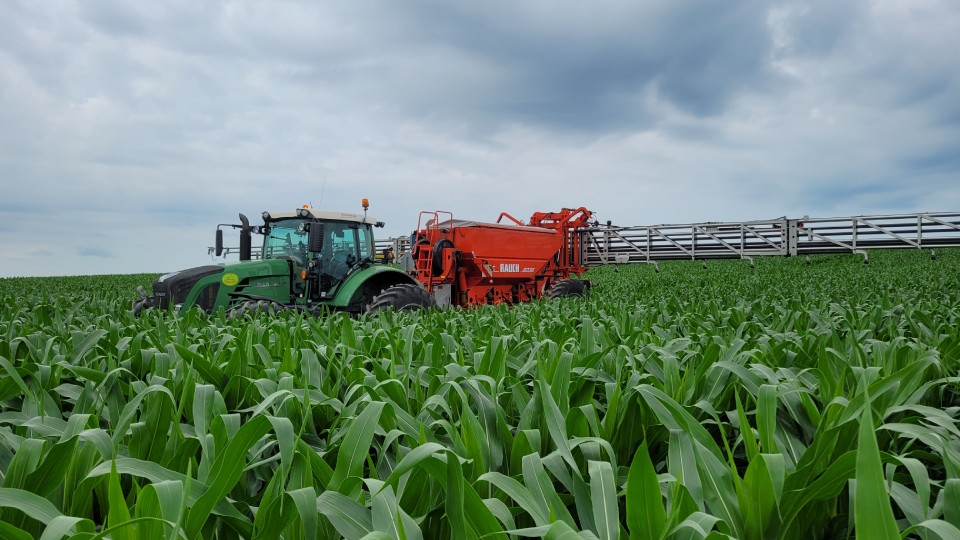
499, 263, 520, 273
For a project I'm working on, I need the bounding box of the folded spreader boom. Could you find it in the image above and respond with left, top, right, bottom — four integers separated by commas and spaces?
578, 212, 960, 267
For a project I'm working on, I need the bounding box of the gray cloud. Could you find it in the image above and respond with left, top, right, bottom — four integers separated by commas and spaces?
782, 2, 869, 55
274, 1, 780, 130
0, 0, 958, 277
44, 1, 785, 133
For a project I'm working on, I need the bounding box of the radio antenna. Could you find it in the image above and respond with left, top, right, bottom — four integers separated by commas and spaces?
318, 174, 327, 209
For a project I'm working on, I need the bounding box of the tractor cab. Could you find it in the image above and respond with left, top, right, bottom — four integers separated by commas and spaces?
258, 208, 376, 298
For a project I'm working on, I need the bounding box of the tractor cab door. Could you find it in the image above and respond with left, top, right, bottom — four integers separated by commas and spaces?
315, 221, 374, 296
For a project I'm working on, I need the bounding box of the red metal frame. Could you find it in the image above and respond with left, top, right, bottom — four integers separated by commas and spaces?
410, 207, 593, 307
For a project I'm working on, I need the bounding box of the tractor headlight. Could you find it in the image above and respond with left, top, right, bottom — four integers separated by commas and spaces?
262, 211, 271, 221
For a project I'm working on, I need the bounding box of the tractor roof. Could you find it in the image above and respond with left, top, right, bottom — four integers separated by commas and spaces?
265, 208, 378, 225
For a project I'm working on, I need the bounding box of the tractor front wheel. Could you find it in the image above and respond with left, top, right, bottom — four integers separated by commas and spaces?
227, 299, 288, 320
545, 279, 591, 300
367, 284, 437, 314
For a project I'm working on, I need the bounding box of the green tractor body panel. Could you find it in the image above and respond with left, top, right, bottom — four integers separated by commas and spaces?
155, 259, 294, 312
204, 259, 294, 309
179, 270, 226, 310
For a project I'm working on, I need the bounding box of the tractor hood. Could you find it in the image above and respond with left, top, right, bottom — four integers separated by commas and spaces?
150, 265, 225, 310
135, 258, 295, 315
214, 258, 293, 305
135, 257, 294, 315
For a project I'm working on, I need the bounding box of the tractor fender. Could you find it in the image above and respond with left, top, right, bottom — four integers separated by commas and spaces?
328, 265, 421, 308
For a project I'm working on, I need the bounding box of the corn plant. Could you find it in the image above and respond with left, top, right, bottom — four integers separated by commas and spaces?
0, 250, 958, 539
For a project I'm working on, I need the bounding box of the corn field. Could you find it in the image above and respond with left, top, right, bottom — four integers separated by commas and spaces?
1, 250, 959, 539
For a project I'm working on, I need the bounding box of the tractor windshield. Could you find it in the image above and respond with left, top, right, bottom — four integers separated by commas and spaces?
263, 219, 309, 263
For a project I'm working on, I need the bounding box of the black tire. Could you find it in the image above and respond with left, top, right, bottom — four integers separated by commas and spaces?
433, 239, 454, 275
545, 279, 590, 300
227, 299, 287, 320
366, 284, 437, 314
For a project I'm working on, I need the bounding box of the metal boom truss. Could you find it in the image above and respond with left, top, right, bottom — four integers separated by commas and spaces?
577, 212, 960, 266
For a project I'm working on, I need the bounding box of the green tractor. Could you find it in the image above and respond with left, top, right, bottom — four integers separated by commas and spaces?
133, 201, 436, 317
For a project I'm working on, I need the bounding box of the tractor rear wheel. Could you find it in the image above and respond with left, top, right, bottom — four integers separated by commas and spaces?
227, 299, 288, 319
545, 279, 590, 300
367, 284, 437, 314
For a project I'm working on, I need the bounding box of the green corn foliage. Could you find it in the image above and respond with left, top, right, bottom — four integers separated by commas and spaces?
0, 250, 959, 539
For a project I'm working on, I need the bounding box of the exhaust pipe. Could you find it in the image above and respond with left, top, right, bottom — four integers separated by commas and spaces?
239, 213, 252, 261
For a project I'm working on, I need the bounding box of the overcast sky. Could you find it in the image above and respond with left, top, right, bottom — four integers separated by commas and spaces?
1, 0, 958, 277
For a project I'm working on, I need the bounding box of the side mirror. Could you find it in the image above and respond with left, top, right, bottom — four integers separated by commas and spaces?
308, 223, 325, 252
215, 229, 224, 256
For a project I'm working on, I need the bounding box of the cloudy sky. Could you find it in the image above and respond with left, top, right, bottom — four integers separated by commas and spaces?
1, 0, 958, 277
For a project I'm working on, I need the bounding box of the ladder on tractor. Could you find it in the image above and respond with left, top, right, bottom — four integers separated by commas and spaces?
414, 211, 454, 291
576, 211, 960, 267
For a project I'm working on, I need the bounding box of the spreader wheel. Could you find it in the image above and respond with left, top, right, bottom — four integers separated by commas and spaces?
433, 239, 454, 275
545, 279, 591, 300
227, 299, 288, 319
367, 284, 437, 314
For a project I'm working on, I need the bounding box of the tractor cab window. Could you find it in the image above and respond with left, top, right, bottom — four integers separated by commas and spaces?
356, 226, 372, 258
319, 221, 375, 284
263, 219, 309, 263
